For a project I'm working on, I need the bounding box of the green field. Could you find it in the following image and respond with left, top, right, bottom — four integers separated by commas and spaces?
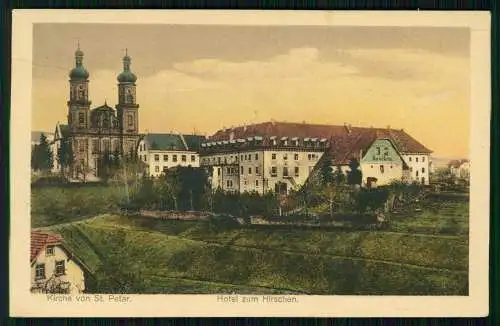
32, 186, 469, 295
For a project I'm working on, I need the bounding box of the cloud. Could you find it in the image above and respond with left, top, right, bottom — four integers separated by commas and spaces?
32, 46, 470, 157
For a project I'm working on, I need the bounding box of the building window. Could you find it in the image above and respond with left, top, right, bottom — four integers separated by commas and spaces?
127, 115, 133, 127
163, 166, 168, 173
416, 157, 419, 163
255, 154, 258, 160
283, 154, 288, 160
182, 155, 187, 162
272, 139, 277, 146
227, 180, 233, 187
79, 140, 86, 153
271, 153, 276, 160
191, 155, 196, 162
35, 264, 45, 280
248, 167, 252, 174
422, 167, 425, 173
46, 245, 54, 256
422, 157, 426, 162
409, 157, 412, 162
241, 155, 244, 160
241, 166, 244, 174
112, 139, 120, 152
256, 180, 259, 187
79, 112, 85, 124
256, 166, 261, 175
154, 154, 159, 162
155, 166, 160, 173
144, 155, 147, 161
103, 139, 110, 152
294, 153, 299, 160
283, 167, 289, 177
162, 155, 167, 161
376, 147, 381, 155
173, 155, 178, 162
271, 166, 277, 176
55, 260, 65, 276
294, 166, 299, 176
217, 168, 221, 176
384, 147, 389, 157
92, 139, 99, 154
416, 170, 419, 177
380, 165, 385, 174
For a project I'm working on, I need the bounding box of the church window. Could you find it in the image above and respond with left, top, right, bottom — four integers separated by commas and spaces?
112, 139, 119, 152
173, 155, 178, 162
154, 154, 159, 162
241, 166, 244, 175
79, 112, 85, 125
182, 155, 187, 162
128, 115, 133, 127
103, 116, 109, 128
103, 140, 110, 152
92, 139, 99, 154
78, 140, 85, 153
217, 168, 221, 176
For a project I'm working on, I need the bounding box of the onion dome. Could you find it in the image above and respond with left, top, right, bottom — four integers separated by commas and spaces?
117, 49, 137, 83
69, 43, 89, 80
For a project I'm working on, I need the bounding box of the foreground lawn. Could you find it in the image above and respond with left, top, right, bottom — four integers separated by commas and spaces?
39, 211, 468, 295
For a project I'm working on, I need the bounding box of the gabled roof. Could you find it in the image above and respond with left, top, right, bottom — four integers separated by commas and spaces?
182, 134, 207, 151
142, 133, 188, 151
208, 121, 432, 164
92, 102, 115, 112
30, 230, 63, 262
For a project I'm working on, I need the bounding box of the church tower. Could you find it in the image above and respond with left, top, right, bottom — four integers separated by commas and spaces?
67, 43, 91, 131
116, 49, 140, 155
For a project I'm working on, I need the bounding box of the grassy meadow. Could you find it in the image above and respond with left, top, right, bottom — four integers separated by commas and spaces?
31, 185, 469, 295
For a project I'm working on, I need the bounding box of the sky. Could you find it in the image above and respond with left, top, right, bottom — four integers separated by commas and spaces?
32, 24, 470, 158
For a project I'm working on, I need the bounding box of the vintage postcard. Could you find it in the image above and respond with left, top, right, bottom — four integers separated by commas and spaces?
10, 10, 490, 317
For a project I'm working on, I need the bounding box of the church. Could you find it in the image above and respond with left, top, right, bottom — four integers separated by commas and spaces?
53, 45, 141, 180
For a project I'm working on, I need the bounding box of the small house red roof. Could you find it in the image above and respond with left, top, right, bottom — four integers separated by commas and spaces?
30, 230, 63, 262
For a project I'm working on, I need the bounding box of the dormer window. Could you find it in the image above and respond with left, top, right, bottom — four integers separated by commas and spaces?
46, 245, 54, 256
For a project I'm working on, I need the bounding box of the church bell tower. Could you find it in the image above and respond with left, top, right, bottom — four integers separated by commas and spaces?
116, 49, 140, 155
67, 43, 91, 131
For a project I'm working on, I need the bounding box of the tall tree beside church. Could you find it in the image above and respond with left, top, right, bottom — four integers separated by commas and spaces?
319, 151, 335, 186
57, 137, 74, 177
32, 133, 53, 172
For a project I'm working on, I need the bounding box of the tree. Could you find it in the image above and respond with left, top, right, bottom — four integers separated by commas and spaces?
333, 164, 346, 185
57, 137, 74, 177
32, 133, 53, 172
319, 151, 335, 186
347, 159, 363, 186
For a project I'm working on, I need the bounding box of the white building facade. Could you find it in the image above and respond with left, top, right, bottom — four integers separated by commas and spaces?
31, 231, 86, 294
201, 122, 432, 193
137, 133, 205, 177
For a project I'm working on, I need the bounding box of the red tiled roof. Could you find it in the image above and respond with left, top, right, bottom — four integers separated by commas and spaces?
30, 230, 63, 262
209, 121, 432, 164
